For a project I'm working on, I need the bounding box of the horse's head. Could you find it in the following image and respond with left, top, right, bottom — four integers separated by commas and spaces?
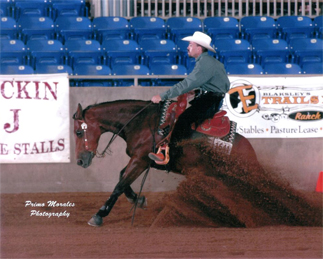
73, 103, 101, 168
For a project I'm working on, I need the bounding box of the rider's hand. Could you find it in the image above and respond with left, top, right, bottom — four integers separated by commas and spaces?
151, 95, 162, 103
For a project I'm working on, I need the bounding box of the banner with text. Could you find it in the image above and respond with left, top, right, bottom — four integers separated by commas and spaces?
224, 76, 323, 138
0, 74, 70, 163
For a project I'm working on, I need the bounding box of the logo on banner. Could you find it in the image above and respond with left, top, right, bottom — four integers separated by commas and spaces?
224, 77, 323, 138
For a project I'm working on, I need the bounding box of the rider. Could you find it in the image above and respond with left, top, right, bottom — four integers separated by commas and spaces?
148, 31, 230, 162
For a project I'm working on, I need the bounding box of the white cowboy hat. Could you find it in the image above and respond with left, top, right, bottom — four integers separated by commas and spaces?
182, 31, 216, 53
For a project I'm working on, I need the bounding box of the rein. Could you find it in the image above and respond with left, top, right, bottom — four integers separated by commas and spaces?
96, 102, 154, 158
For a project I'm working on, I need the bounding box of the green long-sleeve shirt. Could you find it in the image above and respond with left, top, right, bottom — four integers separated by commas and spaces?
160, 52, 230, 100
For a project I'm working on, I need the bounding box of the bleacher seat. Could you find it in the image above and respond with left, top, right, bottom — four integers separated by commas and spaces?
0, 17, 17, 40
214, 39, 252, 66
17, 16, 55, 43
129, 17, 166, 43
73, 64, 112, 86
55, 16, 92, 43
290, 38, 323, 66
49, 0, 88, 20
93, 16, 130, 43
252, 39, 290, 66
13, 0, 50, 19
102, 39, 142, 67
112, 64, 150, 86
226, 63, 264, 75
65, 39, 102, 69
302, 62, 323, 74
264, 63, 302, 74
26, 39, 65, 69
140, 39, 177, 68
240, 16, 277, 41
277, 16, 314, 42
314, 16, 323, 39
35, 64, 72, 74
0, 64, 34, 74
203, 17, 239, 41
0, 0, 14, 17
0, 39, 27, 65
150, 64, 187, 86
166, 17, 202, 43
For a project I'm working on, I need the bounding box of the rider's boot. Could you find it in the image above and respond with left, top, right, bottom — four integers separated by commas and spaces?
148, 100, 172, 162
148, 152, 165, 162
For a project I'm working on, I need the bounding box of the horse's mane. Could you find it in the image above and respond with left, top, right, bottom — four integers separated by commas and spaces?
82, 99, 152, 117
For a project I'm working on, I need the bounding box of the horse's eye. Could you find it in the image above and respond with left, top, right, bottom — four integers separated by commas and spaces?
76, 131, 83, 138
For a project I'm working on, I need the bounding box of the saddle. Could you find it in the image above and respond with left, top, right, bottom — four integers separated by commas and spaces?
154, 94, 232, 165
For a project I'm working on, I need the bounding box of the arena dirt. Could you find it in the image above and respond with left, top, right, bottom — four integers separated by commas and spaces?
1, 142, 322, 258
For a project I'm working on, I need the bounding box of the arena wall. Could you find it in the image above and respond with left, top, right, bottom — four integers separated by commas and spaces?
1, 86, 322, 193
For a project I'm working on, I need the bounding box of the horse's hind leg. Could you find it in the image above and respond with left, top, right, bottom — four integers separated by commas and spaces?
120, 167, 147, 209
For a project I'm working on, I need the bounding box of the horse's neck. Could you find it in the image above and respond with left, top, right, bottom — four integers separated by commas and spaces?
90, 100, 152, 134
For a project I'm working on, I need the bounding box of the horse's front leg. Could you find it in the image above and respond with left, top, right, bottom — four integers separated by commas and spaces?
88, 157, 150, 227
119, 166, 147, 209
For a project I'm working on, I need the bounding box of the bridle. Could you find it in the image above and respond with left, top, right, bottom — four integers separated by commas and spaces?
80, 121, 89, 151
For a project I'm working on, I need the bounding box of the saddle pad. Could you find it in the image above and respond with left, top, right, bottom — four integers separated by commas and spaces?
194, 111, 231, 138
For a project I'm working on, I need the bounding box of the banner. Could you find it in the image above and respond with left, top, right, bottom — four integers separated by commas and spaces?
224, 76, 323, 138
0, 74, 70, 163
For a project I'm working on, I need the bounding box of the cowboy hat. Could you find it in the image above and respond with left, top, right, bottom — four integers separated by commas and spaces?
182, 31, 216, 53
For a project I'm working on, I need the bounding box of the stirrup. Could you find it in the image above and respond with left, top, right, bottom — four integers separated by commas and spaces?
149, 145, 170, 165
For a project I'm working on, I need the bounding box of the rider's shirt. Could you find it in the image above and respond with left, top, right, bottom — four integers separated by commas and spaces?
159, 52, 230, 101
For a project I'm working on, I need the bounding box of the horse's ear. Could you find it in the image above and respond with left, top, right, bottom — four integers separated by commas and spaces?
73, 103, 83, 120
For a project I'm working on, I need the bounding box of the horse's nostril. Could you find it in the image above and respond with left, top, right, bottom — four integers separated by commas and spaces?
77, 159, 83, 166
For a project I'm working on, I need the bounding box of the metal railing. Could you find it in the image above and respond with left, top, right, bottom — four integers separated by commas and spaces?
90, 0, 322, 19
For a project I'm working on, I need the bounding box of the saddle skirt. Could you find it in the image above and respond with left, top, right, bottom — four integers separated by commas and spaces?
193, 110, 231, 138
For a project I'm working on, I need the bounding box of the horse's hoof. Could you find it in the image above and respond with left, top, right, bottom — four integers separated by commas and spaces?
138, 196, 147, 209
88, 215, 103, 227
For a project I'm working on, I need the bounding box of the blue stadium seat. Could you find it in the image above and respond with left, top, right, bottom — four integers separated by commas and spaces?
102, 39, 142, 67
240, 16, 277, 41
55, 16, 92, 43
129, 17, 166, 43
290, 38, 323, 66
203, 17, 239, 41
140, 39, 177, 68
0, 0, 14, 17
0, 64, 34, 74
17, 16, 55, 43
26, 39, 65, 69
0, 39, 27, 65
150, 64, 187, 86
277, 16, 314, 42
252, 39, 290, 66
73, 64, 112, 87
314, 16, 323, 39
226, 63, 264, 75
0, 17, 17, 40
264, 63, 302, 74
214, 39, 252, 66
166, 17, 202, 43
35, 64, 72, 74
112, 64, 150, 86
65, 39, 102, 69
13, 0, 50, 19
93, 16, 130, 43
302, 62, 323, 74
49, 0, 88, 20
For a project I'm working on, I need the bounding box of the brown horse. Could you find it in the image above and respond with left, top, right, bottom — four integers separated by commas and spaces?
73, 99, 261, 227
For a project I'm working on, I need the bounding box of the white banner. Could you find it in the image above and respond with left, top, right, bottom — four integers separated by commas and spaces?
224, 76, 323, 138
0, 74, 70, 163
